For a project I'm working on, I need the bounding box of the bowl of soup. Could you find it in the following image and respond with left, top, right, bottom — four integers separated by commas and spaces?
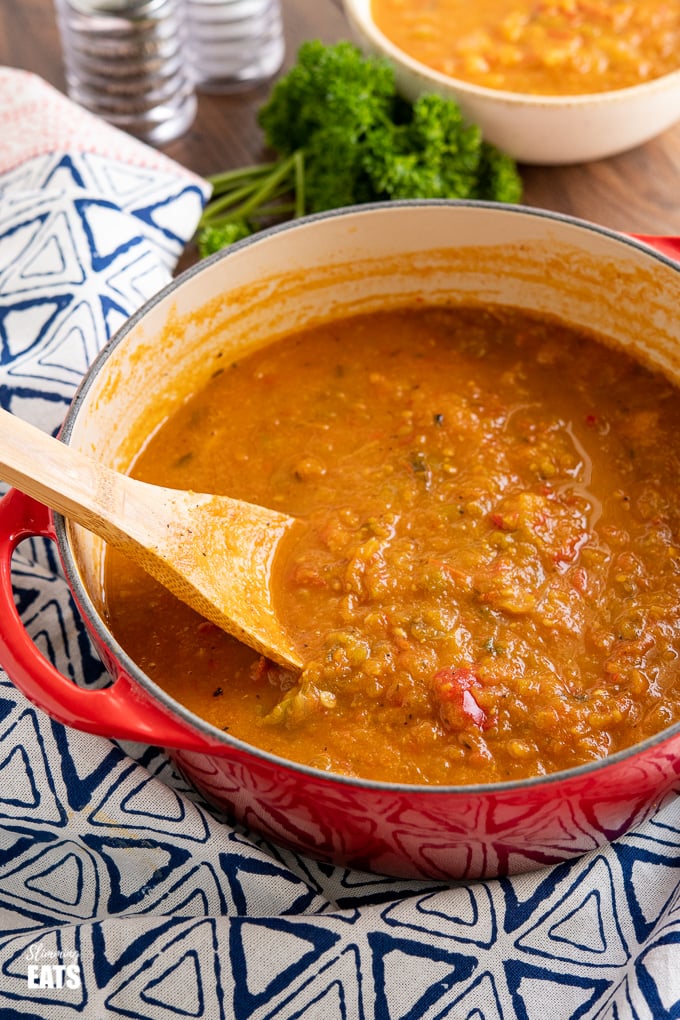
343, 0, 680, 164
1, 201, 680, 880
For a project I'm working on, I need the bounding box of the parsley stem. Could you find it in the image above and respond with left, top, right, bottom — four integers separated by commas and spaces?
207, 162, 278, 195
199, 180, 267, 225
293, 150, 305, 219
225, 152, 298, 223
199, 153, 300, 232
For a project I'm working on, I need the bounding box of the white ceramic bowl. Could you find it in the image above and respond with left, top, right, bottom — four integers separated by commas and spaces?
343, 0, 680, 165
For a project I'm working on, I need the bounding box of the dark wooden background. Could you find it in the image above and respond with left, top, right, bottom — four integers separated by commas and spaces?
1, 0, 679, 255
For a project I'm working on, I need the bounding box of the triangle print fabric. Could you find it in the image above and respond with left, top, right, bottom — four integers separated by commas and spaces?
1, 67, 680, 1020
0, 68, 210, 441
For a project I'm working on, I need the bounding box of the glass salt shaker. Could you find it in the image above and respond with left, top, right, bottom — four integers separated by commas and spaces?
184, 0, 285, 93
53, 0, 197, 145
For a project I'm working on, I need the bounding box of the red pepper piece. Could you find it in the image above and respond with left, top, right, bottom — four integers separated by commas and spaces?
432, 666, 489, 730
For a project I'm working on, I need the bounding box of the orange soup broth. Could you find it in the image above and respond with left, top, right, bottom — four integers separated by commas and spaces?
103, 305, 680, 785
370, 0, 680, 95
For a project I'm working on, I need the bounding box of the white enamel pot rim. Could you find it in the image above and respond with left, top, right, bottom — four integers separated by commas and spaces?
44, 199, 680, 794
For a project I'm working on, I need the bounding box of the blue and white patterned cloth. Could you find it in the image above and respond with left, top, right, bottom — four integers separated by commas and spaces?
1, 67, 680, 1019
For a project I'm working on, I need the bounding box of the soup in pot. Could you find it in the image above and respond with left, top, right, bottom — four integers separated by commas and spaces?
103, 304, 680, 785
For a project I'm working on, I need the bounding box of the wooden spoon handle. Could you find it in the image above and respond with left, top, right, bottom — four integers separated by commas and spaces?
0, 407, 302, 670
0, 409, 232, 553
0, 407, 126, 542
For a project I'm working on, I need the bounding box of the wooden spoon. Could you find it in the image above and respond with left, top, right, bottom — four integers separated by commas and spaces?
0, 407, 303, 670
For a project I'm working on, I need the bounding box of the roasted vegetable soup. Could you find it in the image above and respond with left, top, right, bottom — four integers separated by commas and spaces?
371, 0, 679, 96
103, 305, 680, 785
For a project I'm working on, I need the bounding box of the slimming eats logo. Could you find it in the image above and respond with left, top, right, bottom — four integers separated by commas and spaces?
25, 942, 81, 990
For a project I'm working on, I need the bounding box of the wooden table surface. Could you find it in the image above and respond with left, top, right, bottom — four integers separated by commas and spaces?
2, 0, 679, 252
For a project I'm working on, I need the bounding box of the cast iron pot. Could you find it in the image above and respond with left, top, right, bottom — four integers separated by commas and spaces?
1, 202, 679, 881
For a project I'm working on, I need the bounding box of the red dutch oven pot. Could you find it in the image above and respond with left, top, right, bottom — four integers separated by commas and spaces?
1, 202, 679, 881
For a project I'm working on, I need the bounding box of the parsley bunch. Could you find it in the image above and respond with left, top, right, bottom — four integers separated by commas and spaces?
197, 40, 522, 257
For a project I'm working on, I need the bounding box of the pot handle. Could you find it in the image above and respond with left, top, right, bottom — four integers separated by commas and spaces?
0, 488, 225, 753
629, 235, 680, 261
